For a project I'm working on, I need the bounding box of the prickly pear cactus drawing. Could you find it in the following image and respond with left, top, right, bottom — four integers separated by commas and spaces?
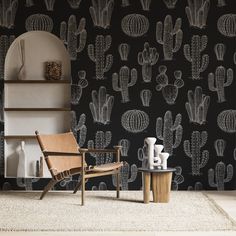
156, 15, 183, 61
184, 131, 209, 176
67, 0, 82, 9
184, 35, 209, 80
44, 0, 55, 11
138, 42, 159, 82
156, 111, 183, 155
89, 86, 114, 125
140, 0, 152, 11
214, 139, 226, 157
187, 182, 203, 191
171, 166, 184, 190
118, 43, 130, 61
156, 65, 184, 105
214, 43, 226, 61
163, 0, 178, 9
112, 66, 137, 103
71, 111, 87, 147
88, 35, 113, 80
60, 15, 87, 61
217, 110, 236, 133
25, 14, 53, 32
208, 66, 233, 103
118, 139, 130, 156
140, 89, 152, 107
71, 71, 88, 105
92, 182, 107, 190
185, 0, 210, 29
185, 86, 210, 125
0, 0, 18, 29
112, 162, 137, 190
89, 0, 114, 29
208, 162, 233, 190
88, 131, 113, 165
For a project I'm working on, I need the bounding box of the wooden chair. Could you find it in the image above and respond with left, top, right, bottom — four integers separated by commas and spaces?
35, 131, 123, 205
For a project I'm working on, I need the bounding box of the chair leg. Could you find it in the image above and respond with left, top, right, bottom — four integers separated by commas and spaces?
73, 179, 82, 194
40, 179, 57, 200
116, 171, 120, 199
81, 176, 85, 206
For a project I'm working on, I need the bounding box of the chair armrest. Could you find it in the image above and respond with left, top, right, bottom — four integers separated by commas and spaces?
43, 151, 81, 156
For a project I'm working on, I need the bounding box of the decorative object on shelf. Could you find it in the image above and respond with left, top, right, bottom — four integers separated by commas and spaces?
36, 160, 40, 177
217, 110, 236, 133
16, 141, 27, 178
217, 14, 236, 37
159, 153, 169, 170
25, 14, 53, 32
145, 137, 159, 169
39, 156, 43, 177
17, 39, 26, 80
45, 61, 62, 80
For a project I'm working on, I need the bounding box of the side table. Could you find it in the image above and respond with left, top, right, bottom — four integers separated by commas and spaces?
138, 168, 176, 203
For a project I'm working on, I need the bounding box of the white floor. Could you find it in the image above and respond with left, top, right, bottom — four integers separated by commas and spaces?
1, 191, 236, 236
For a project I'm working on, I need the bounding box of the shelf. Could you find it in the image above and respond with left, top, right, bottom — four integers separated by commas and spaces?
4, 80, 71, 84
4, 135, 36, 139
5, 176, 51, 179
4, 108, 71, 111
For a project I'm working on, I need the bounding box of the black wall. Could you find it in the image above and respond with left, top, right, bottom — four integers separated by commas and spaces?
0, 0, 236, 190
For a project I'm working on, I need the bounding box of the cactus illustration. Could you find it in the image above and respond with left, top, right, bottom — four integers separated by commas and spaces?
88, 35, 113, 80
184, 131, 209, 176
44, 0, 55, 11
118, 139, 130, 157
0, 131, 4, 176
60, 15, 87, 61
163, 0, 178, 9
0, 35, 15, 80
156, 111, 183, 155
208, 162, 233, 190
118, 43, 130, 61
214, 43, 226, 61
138, 42, 159, 82
217, 0, 226, 7
187, 182, 203, 191
208, 66, 233, 103
89, 86, 114, 125
138, 145, 148, 168
140, 89, 152, 107
156, 15, 183, 61
88, 131, 112, 165
112, 66, 137, 103
171, 166, 184, 190
112, 162, 137, 190
185, 86, 210, 125
67, 0, 82, 9
140, 0, 151, 11
89, 0, 114, 29
25, 0, 34, 7
71, 70, 88, 105
71, 111, 87, 147
184, 35, 209, 80
92, 182, 107, 190
214, 139, 226, 157
0, 0, 18, 29
156, 65, 184, 105
122, 0, 130, 7
185, 0, 210, 29
16, 178, 39, 190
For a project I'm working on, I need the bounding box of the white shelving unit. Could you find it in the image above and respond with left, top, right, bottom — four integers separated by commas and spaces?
4, 32, 71, 178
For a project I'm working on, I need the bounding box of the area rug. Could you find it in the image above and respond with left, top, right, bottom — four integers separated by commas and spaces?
0, 191, 235, 231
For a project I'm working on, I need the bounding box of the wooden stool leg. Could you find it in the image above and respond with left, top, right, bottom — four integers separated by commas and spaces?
116, 172, 120, 198
143, 172, 151, 204
152, 172, 172, 203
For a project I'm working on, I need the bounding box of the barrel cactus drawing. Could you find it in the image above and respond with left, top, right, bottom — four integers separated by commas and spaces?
217, 110, 236, 133
25, 14, 53, 32
121, 14, 149, 37
217, 14, 236, 37
121, 110, 149, 133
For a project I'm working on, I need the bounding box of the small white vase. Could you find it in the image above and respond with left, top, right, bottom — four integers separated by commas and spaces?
159, 152, 169, 170
17, 141, 27, 177
145, 137, 156, 169
154, 144, 164, 161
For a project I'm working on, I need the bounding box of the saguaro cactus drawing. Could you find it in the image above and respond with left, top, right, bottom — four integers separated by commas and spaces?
184, 131, 209, 176
184, 35, 209, 80
171, 166, 184, 190
112, 162, 137, 190
185, 0, 210, 29
156, 111, 183, 155
214, 43, 226, 61
118, 139, 130, 157
89, 86, 114, 125
163, 0, 178, 9
214, 139, 226, 157
60, 15, 87, 61
71, 111, 87, 147
89, 0, 114, 29
156, 15, 183, 61
208, 162, 233, 190
88, 35, 113, 80
88, 131, 112, 165
140, 89, 152, 107
0, 0, 18, 29
0, 35, 15, 80
112, 66, 137, 103
156, 65, 184, 105
208, 66, 233, 103
185, 86, 210, 125
138, 42, 159, 82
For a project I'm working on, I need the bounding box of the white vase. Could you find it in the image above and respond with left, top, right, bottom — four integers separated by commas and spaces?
144, 137, 156, 169
154, 144, 164, 161
159, 152, 169, 170
17, 141, 27, 177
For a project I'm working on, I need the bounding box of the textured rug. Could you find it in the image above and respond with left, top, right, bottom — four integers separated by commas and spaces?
0, 191, 235, 231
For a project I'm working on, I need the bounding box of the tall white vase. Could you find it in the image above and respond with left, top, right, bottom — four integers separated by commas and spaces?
159, 152, 169, 170
145, 137, 156, 169
17, 141, 27, 177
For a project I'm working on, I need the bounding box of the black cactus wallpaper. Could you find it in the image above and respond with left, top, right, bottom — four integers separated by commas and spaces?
0, 0, 236, 191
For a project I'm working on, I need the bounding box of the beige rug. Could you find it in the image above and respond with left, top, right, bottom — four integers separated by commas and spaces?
0, 191, 235, 231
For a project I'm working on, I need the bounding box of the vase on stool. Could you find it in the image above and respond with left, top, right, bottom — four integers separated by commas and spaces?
159, 152, 169, 170
17, 141, 27, 177
154, 144, 164, 165
144, 137, 156, 169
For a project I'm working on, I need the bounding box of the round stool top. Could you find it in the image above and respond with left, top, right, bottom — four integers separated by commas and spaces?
138, 168, 176, 173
